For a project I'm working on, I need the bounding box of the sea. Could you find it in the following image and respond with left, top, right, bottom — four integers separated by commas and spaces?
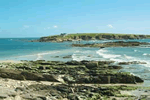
1, 38, 150, 86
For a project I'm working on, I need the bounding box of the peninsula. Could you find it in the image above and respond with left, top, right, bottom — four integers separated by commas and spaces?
37, 33, 150, 42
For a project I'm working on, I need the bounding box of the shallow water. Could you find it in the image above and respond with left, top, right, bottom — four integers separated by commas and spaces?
1, 38, 150, 86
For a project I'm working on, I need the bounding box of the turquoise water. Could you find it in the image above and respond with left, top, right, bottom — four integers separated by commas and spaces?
1, 38, 150, 86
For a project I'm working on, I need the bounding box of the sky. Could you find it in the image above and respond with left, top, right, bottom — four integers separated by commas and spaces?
0, 0, 150, 37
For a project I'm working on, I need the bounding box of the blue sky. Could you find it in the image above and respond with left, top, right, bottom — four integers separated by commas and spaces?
0, 0, 150, 37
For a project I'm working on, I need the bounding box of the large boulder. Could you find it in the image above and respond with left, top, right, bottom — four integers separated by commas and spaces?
85, 62, 98, 69
65, 61, 82, 65
0, 68, 24, 80
0, 68, 58, 82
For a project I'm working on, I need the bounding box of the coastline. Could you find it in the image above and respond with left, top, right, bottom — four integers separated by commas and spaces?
0, 60, 149, 99
1, 37, 150, 99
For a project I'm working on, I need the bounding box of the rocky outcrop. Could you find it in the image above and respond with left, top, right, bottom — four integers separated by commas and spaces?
0, 68, 58, 82
0, 60, 144, 84
118, 61, 147, 65
0, 60, 146, 99
72, 41, 150, 48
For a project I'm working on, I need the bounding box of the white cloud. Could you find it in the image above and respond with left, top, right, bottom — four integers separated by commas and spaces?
44, 25, 58, 30
107, 24, 113, 28
53, 25, 58, 28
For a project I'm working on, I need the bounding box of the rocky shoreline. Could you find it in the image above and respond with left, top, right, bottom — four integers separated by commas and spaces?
72, 41, 150, 48
0, 60, 149, 100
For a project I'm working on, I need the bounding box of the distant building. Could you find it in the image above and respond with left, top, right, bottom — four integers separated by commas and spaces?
60, 33, 67, 37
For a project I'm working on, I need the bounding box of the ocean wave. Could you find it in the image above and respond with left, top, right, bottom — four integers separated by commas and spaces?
143, 53, 150, 56
36, 54, 43, 60
134, 50, 137, 52
72, 54, 86, 61
17, 51, 60, 60
75, 50, 80, 53
109, 58, 124, 62
123, 54, 134, 59
96, 49, 121, 59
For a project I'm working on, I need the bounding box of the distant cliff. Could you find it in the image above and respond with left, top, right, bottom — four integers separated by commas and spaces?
38, 33, 150, 42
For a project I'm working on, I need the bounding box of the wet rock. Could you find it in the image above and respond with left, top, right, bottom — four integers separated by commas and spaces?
22, 93, 33, 100
54, 56, 59, 58
118, 61, 147, 65
85, 62, 98, 69
100, 47, 105, 49
98, 61, 115, 65
87, 55, 92, 57
134, 76, 144, 83
108, 65, 122, 69
65, 61, 82, 65
72, 41, 150, 48
63, 55, 72, 59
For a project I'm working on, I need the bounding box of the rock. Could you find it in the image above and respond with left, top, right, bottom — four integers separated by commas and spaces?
0, 93, 8, 99
54, 56, 59, 58
15, 87, 26, 92
16, 66, 32, 70
87, 55, 92, 57
85, 62, 98, 69
63, 75, 76, 84
118, 62, 130, 65
0, 87, 16, 98
0, 68, 24, 80
21, 71, 44, 81
65, 61, 82, 65
63, 55, 72, 59
108, 65, 122, 69
118, 61, 147, 65
67, 93, 79, 100
98, 61, 114, 65
134, 76, 144, 83
72, 41, 150, 48
38, 66, 45, 70
36, 96, 47, 100
15, 95, 22, 100
100, 47, 105, 49
0, 68, 58, 82
43, 74, 59, 82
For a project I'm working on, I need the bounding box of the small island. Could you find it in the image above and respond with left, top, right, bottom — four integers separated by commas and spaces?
37, 33, 150, 42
